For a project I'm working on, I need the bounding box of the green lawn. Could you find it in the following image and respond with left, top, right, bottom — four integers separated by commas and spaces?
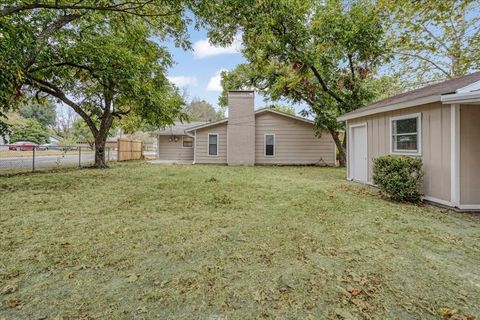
0, 162, 479, 319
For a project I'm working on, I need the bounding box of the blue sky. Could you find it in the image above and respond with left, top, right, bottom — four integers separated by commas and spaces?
161, 25, 304, 114
162, 26, 257, 110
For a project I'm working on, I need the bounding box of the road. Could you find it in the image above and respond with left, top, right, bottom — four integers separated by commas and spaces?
0, 153, 99, 171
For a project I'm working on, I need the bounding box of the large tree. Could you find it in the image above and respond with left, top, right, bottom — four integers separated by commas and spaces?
19, 100, 56, 128
0, 2, 195, 167
380, 0, 480, 87
54, 108, 78, 138
211, 0, 390, 166
10, 118, 49, 145
68, 119, 95, 149
185, 99, 225, 121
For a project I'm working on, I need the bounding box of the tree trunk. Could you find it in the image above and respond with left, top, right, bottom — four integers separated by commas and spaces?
94, 133, 108, 168
92, 91, 114, 168
329, 128, 346, 167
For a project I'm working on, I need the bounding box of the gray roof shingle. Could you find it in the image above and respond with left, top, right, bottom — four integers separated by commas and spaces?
154, 121, 207, 135
340, 71, 480, 119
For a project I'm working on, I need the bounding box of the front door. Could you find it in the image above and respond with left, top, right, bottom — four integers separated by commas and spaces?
351, 125, 368, 183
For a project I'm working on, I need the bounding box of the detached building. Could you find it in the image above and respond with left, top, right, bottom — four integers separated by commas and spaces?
338, 72, 480, 211
154, 91, 336, 166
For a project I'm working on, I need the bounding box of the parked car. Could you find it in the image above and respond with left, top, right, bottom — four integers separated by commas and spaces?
8, 141, 38, 151
38, 143, 59, 151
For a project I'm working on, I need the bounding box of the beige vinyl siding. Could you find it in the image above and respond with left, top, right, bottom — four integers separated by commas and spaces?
194, 123, 228, 164
254, 112, 335, 165
348, 102, 451, 202
460, 105, 480, 205
157, 135, 194, 161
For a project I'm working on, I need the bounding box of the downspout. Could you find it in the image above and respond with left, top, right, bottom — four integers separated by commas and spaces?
193, 130, 196, 164
157, 134, 160, 159
450, 103, 460, 207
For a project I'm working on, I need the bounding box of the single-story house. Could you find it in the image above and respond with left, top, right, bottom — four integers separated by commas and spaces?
154, 91, 336, 166
154, 121, 207, 162
338, 71, 480, 211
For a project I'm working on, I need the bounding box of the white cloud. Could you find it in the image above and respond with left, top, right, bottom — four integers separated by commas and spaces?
167, 76, 198, 88
193, 35, 242, 59
206, 69, 227, 92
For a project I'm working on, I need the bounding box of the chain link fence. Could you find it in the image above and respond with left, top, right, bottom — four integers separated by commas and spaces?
0, 145, 117, 174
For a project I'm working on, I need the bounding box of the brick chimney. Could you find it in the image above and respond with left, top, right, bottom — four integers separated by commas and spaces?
227, 91, 255, 165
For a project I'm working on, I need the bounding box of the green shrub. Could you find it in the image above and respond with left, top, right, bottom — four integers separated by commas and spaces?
372, 155, 424, 203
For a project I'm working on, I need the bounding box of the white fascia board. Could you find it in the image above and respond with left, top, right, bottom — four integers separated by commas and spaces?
441, 91, 480, 104
337, 95, 440, 121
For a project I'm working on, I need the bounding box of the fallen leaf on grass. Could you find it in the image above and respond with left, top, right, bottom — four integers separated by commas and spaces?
439, 307, 453, 315
4, 270, 20, 279
60, 242, 70, 248
348, 288, 361, 297
1, 284, 17, 295
438, 307, 476, 320
303, 300, 316, 310
5, 298, 21, 308
127, 274, 138, 283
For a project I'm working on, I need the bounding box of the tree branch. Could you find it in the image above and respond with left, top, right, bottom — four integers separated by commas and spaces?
25, 14, 83, 69
0, 1, 183, 18
418, 24, 450, 53
309, 65, 345, 105
26, 76, 99, 135
394, 51, 452, 78
348, 54, 356, 82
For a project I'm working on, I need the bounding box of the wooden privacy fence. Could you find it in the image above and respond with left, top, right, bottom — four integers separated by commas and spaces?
117, 139, 143, 161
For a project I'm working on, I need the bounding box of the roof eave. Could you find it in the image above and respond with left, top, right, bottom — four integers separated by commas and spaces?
255, 108, 314, 124
154, 132, 187, 136
185, 119, 229, 132
441, 91, 480, 104
337, 95, 441, 121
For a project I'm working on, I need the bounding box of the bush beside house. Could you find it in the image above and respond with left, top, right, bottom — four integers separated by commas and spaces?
373, 155, 424, 203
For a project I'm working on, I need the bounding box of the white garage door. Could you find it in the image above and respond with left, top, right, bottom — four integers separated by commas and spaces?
351, 125, 367, 183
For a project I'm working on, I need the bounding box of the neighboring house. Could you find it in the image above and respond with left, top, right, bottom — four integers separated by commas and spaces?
338, 71, 480, 211
154, 91, 336, 166
48, 135, 61, 145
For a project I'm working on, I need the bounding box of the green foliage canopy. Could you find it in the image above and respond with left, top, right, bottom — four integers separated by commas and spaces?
0, 1, 200, 166
185, 99, 225, 121
10, 118, 49, 144
266, 104, 295, 115
19, 100, 56, 128
210, 0, 390, 165
380, 0, 480, 86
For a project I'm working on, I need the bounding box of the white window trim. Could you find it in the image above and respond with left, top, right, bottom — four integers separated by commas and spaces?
182, 136, 193, 148
264, 133, 275, 157
389, 113, 422, 156
207, 133, 219, 156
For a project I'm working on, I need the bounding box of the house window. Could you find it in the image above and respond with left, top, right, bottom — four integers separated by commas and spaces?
265, 134, 275, 157
208, 134, 218, 156
390, 113, 421, 154
183, 136, 193, 148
